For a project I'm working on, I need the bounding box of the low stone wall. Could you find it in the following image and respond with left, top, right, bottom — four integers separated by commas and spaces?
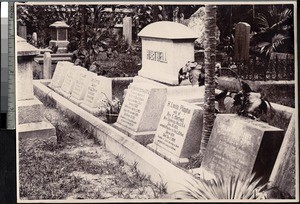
217, 77, 295, 108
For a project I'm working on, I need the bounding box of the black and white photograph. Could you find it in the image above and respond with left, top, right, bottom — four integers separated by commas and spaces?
15, 1, 298, 202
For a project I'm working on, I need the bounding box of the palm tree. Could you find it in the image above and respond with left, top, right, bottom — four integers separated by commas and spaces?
199, 5, 217, 156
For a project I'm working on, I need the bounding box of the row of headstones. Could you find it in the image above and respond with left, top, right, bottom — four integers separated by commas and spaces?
115, 81, 286, 185
48, 61, 112, 115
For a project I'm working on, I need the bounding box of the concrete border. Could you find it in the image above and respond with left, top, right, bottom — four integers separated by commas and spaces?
33, 79, 197, 195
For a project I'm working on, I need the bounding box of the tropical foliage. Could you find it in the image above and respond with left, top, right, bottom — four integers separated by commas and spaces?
176, 173, 269, 199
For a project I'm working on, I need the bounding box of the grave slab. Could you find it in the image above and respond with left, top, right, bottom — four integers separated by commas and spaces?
195, 114, 284, 183
79, 75, 112, 115
114, 82, 167, 142
48, 61, 74, 89
147, 99, 203, 164
56, 66, 87, 98
69, 71, 96, 105
18, 120, 56, 141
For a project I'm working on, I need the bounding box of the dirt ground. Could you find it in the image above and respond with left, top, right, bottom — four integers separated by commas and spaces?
18, 107, 168, 200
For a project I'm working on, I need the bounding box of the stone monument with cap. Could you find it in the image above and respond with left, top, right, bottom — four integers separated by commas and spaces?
49, 21, 70, 53
17, 36, 56, 140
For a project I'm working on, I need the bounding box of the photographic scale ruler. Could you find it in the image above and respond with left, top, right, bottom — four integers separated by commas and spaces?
7, 2, 15, 129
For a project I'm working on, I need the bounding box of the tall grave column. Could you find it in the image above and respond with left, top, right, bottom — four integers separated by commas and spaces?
17, 36, 56, 140
234, 22, 250, 61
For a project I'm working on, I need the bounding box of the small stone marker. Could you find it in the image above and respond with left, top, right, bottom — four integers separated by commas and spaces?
234, 22, 250, 61
138, 21, 198, 85
69, 71, 97, 105
200, 114, 284, 182
79, 75, 112, 115
48, 61, 73, 89
57, 66, 87, 98
43, 51, 52, 79
269, 113, 296, 198
114, 82, 167, 144
148, 99, 203, 164
123, 16, 132, 45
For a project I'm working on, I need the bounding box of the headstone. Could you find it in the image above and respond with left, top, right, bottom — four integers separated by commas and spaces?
18, 25, 27, 40
137, 21, 198, 85
32, 32, 37, 47
43, 51, 51, 79
123, 17, 132, 45
69, 71, 97, 105
199, 114, 284, 183
187, 7, 220, 49
114, 82, 167, 144
48, 61, 74, 89
269, 113, 296, 198
148, 99, 203, 164
234, 22, 250, 61
17, 35, 56, 140
56, 66, 87, 98
79, 75, 112, 115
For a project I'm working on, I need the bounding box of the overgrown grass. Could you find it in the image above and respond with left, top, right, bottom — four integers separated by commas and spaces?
19, 106, 167, 200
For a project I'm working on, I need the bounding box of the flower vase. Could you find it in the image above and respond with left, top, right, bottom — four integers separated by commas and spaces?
106, 113, 119, 124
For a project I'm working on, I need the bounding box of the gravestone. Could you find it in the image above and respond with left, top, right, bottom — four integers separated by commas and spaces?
17, 36, 55, 140
114, 82, 167, 144
269, 113, 296, 198
79, 75, 112, 115
234, 22, 250, 61
48, 61, 74, 89
49, 21, 70, 53
123, 17, 132, 45
138, 21, 198, 85
148, 99, 203, 164
43, 51, 51, 79
69, 71, 97, 105
198, 114, 284, 183
32, 32, 37, 46
56, 66, 87, 98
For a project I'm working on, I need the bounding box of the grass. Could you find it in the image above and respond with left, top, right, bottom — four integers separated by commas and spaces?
19, 104, 168, 200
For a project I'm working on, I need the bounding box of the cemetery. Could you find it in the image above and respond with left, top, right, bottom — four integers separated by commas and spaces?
16, 3, 297, 201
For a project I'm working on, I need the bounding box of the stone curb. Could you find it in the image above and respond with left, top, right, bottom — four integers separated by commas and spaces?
32, 79, 197, 196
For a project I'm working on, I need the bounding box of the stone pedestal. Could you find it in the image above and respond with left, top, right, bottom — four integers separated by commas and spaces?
17, 36, 56, 141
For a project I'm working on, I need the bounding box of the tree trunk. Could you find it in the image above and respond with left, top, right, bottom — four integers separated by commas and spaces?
199, 5, 217, 156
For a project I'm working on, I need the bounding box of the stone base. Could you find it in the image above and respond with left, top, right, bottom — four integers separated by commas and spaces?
69, 96, 83, 106
79, 103, 101, 116
114, 123, 155, 145
147, 143, 189, 165
55, 88, 71, 99
18, 120, 56, 141
138, 69, 180, 85
18, 97, 44, 124
49, 40, 69, 53
188, 167, 216, 182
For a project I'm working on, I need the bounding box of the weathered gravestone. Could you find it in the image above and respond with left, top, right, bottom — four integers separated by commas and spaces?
148, 99, 203, 164
114, 82, 167, 144
198, 114, 284, 183
69, 71, 97, 105
79, 75, 112, 115
43, 51, 52, 79
269, 113, 296, 198
234, 22, 250, 61
56, 66, 87, 98
138, 21, 198, 85
48, 61, 73, 89
17, 36, 55, 140
123, 16, 132, 45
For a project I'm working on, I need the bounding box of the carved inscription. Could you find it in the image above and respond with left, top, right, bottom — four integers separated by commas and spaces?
117, 86, 150, 131
61, 70, 76, 94
84, 76, 102, 107
71, 72, 89, 100
146, 49, 167, 63
154, 100, 193, 156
